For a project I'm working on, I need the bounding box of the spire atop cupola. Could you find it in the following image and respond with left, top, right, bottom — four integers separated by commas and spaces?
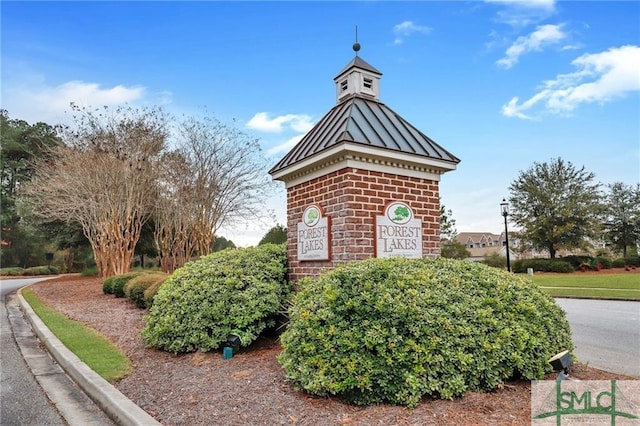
353, 25, 361, 56
333, 36, 382, 103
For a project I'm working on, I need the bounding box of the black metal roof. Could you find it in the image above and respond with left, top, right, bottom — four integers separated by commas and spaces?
269, 95, 460, 175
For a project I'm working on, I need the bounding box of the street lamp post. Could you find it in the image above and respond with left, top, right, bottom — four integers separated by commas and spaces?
500, 199, 511, 272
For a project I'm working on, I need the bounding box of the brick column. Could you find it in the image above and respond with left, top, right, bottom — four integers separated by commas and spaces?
287, 167, 440, 282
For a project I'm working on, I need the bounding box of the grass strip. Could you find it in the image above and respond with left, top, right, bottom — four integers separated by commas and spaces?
540, 287, 640, 300
531, 273, 640, 290
21, 287, 132, 382
530, 273, 640, 300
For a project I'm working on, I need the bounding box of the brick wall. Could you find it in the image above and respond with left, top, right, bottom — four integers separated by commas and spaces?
287, 167, 441, 282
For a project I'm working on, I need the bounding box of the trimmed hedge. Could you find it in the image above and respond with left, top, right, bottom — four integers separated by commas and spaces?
102, 272, 146, 297
624, 256, 640, 267
142, 244, 289, 353
278, 257, 573, 408
512, 258, 574, 273
0, 267, 25, 276
0, 266, 59, 276
561, 255, 593, 269
612, 258, 626, 268
143, 279, 166, 308
593, 256, 612, 269
24, 266, 59, 275
124, 273, 168, 308
481, 253, 507, 269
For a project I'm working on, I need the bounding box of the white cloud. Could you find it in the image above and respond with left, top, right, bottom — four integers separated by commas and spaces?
267, 134, 305, 157
486, 0, 556, 27
155, 90, 174, 106
392, 21, 432, 46
502, 45, 640, 119
485, 0, 555, 11
246, 112, 314, 133
497, 24, 566, 69
2, 80, 145, 125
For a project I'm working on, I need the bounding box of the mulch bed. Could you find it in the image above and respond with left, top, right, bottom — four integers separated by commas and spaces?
28, 275, 638, 426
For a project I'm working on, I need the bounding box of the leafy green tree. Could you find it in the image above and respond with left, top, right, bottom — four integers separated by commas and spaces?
603, 182, 640, 257
439, 203, 457, 241
135, 221, 158, 267
212, 236, 236, 252
259, 224, 287, 245
0, 223, 46, 267
0, 110, 61, 266
28, 218, 93, 272
439, 202, 469, 259
440, 240, 470, 259
509, 158, 602, 259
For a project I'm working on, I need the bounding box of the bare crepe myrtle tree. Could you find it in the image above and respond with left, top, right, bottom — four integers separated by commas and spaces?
153, 150, 199, 273
20, 104, 169, 277
154, 115, 274, 267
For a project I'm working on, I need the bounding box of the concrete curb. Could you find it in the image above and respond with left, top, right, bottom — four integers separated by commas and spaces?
18, 290, 161, 426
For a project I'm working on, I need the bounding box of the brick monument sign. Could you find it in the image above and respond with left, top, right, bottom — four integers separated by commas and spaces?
269, 47, 460, 282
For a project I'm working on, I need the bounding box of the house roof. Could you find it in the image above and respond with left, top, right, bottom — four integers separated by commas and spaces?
466, 246, 504, 259
269, 95, 461, 175
455, 232, 502, 244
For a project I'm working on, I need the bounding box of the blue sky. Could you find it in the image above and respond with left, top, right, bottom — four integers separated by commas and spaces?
2, 1, 639, 246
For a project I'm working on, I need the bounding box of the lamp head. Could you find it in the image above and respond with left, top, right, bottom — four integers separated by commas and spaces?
226, 334, 241, 348
500, 199, 509, 217
549, 350, 573, 372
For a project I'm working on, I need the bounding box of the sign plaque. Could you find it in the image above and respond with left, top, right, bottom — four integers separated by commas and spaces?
376, 202, 422, 258
297, 205, 330, 261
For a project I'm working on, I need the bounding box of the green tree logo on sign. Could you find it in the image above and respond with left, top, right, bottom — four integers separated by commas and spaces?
386, 202, 413, 224
304, 206, 320, 226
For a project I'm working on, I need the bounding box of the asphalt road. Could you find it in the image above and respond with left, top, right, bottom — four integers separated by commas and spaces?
1, 277, 66, 425
555, 298, 640, 377
1, 277, 114, 425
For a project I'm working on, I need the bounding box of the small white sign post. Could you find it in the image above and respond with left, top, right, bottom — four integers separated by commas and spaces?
376, 202, 422, 258
297, 205, 330, 261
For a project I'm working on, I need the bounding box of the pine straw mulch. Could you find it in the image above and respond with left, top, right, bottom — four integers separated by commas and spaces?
27, 275, 638, 426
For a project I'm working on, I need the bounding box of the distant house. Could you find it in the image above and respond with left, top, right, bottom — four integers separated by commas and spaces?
455, 232, 518, 262
455, 231, 615, 262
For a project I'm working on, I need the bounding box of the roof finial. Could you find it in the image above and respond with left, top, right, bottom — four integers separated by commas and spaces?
353, 25, 360, 56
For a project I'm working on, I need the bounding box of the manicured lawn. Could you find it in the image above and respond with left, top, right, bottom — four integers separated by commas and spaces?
21, 287, 132, 382
530, 272, 640, 300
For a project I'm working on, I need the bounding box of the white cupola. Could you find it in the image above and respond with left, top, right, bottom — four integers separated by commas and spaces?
333, 43, 382, 103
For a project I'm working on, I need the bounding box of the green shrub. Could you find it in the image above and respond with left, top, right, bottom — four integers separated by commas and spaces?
512, 258, 574, 273
481, 253, 507, 269
0, 267, 25, 276
561, 255, 593, 269
23, 265, 59, 276
593, 256, 612, 269
142, 244, 289, 353
81, 266, 99, 276
624, 256, 640, 267
124, 273, 168, 308
278, 257, 573, 408
102, 277, 114, 295
102, 272, 146, 297
612, 258, 626, 268
143, 279, 166, 308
